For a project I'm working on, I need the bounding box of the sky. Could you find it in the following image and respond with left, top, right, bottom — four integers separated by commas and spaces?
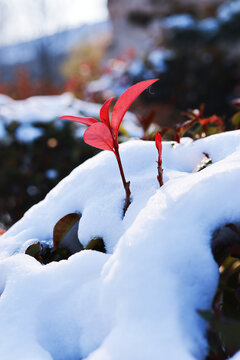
0, 0, 108, 46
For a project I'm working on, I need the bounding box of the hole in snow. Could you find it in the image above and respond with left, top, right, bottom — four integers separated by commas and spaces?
25, 212, 107, 265
25, 213, 83, 264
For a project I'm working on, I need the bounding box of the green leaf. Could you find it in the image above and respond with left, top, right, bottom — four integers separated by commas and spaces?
25, 242, 42, 262
47, 247, 70, 263
40, 244, 71, 264
198, 310, 240, 356
85, 237, 106, 253
198, 309, 213, 323
232, 112, 240, 129
214, 315, 240, 355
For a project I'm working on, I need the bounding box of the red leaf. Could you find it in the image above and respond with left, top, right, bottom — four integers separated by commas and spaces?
0, 228, 6, 235
111, 79, 159, 137
83, 122, 114, 151
155, 132, 162, 155
138, 107, 158, 132
60, 115, 98, 126
100, 97, 115, 128
200, 115, 224, 127
232, 98, 240, 110
53, 212, 82, 253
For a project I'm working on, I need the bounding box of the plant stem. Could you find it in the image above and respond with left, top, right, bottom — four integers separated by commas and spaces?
157, 163, 163, 187
114, 146, 131, 216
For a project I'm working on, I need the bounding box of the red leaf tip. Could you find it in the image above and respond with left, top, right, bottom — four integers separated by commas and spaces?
111, 78, 159, 138
155, 132, 162, 151
59, 115, 98, 127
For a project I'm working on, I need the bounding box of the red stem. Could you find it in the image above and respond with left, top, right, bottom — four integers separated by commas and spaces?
157, 163, 164, 187
113, 145, 131, 216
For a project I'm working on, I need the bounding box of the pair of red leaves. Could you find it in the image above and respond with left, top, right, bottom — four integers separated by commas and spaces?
60, 79, 158, 153
61, 79, 159, 215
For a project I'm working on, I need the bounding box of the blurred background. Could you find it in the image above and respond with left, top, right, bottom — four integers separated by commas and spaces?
1, 0, 240, 229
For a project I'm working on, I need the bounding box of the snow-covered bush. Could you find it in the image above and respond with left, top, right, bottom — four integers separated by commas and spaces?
2, 130, 240, 359
2, 82, 240, 359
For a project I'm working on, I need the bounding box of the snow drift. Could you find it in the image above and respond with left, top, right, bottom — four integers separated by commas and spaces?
1, 131, 240, 359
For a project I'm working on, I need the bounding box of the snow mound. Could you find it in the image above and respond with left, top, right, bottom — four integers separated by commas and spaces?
0, 92, 142, 139
1, 131, 240, 359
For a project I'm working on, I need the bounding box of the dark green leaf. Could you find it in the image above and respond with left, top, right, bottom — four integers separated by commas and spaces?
25, 242, 42, 262
232, 112, 240, 129
86, 237, 106, 253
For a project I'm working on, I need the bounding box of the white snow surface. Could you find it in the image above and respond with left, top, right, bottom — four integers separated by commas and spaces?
148, 49, 173, 73
1, 131, 240, 359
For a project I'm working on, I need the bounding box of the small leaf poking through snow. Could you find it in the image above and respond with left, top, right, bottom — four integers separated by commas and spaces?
25, 242, 43, 262
53, 212, 83, 254
85, 237, 106, 253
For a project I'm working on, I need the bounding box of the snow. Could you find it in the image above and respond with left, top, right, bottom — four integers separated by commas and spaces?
148, 49, 173, 73
0, 92, 142, 138
128, 59, 144, 77
15, 124, 43, 142
1, 130, 240, 359
217, 0, 240, 22
198, 18, 219, 34
86, 75, 112, 94
163, 14, 195, 30
45, 169, 58, 180
231, 353, 240, 360
0, 92, 96, 124
0, 121, 7, 139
